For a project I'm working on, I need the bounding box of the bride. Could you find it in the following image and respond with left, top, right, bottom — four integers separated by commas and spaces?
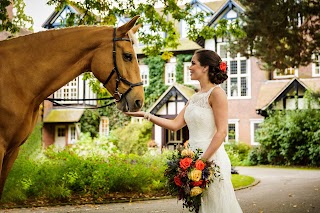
125, 49, 243, 213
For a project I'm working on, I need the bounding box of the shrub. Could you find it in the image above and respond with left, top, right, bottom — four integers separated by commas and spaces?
225, 142, 251, 166
251, 108, 320, 166
109, 121, 153, 155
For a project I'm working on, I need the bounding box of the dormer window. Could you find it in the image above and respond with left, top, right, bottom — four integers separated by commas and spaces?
273, 67, 298, 79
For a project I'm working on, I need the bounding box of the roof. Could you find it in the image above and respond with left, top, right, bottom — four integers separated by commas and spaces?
0, 28, 32, 41
148, 83, 196, 113
43, 109, 84, 123
256, 78, 320, 110
134, 38, 202, 55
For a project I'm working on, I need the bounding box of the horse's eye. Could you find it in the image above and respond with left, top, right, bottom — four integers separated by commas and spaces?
123, 53, 132, 62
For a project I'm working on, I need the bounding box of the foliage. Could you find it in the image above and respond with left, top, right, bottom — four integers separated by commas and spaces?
176, 54, 193, 84
225, 141, 251, 166
79, 109, 101, 137
108, 121, 153, 155
164, 148, 221, 213
143, 56, 168, 108
249, 108, 320, 166
0, 0, 33, 33
3, 127, 167, 203
231, 0, 320, 71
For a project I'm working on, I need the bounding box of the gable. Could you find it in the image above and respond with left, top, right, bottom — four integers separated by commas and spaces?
149, 83, 195, 115
256, 78, 320, 114
42, 5, 80, 29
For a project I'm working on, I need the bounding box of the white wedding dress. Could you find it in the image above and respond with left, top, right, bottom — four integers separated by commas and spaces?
184, 86, 243, 213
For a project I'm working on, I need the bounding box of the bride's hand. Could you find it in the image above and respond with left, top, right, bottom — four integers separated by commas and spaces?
124, 111, 145, 118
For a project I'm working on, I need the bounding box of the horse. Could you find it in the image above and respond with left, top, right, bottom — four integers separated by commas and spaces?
0, 16, 144, 198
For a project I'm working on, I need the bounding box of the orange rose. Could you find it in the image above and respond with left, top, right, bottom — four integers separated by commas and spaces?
174, 176, 183, 187
179, 158, 193, 170
195, 160, 205, 170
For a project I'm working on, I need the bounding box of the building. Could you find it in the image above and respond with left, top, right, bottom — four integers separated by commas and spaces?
38, 0, 320, 151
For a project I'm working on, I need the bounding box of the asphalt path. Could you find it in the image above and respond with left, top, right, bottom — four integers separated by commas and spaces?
2, 166, 320, 213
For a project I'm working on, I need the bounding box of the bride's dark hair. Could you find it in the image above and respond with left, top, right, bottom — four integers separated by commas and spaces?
194, 49, 228, 84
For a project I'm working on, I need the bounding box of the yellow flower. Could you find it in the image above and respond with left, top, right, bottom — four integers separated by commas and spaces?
181, 149, 195, 158
190, 186, 203, 197
188, 169, 202, 182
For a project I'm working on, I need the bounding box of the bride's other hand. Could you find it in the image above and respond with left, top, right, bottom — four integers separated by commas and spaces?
124, 111, 145, 118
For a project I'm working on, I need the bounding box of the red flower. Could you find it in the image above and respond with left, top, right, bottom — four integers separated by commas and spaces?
219, 61, 227, 72
195, 160, 205, 170
174, 176, 183, 186
191, 180, 203, 186
179, 158, 193, 170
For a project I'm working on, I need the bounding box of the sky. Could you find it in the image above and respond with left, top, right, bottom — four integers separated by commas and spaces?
24, 0, 55, 32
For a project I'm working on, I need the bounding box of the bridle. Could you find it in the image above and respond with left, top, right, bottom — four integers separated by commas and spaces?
103, 27, 143, 102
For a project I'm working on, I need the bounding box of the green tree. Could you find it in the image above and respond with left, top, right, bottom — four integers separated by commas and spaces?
230, 0, 320, 71
0, 0, 33, 33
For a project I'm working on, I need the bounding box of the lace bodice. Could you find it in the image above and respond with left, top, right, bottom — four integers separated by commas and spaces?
184, 86, 218, 151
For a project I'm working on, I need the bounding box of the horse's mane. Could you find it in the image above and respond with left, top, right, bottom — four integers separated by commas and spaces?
1, 25, 139, 45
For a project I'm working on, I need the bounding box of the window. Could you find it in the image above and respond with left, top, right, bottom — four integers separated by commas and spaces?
312, 54, 320, 77
273, 67, 298, 79
165, 63, 176, 85
226, 119, 239, 143
167, 129, 183, 150
55, 78, 78, 100
250, 119, 263, 145
53, 74, 96, 105
68, 125, 76, 144
99, 116, 109, 137
218, 43, 250, 99
139, 65, 149, 86
180, 4, 213, 38
183, 62, 198, 85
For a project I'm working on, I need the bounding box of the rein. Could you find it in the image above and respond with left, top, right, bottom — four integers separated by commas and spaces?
45, 27, 143, 109
103, 27, 143, 102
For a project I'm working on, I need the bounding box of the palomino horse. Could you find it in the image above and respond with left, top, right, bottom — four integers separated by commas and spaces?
0, 16, 144, 198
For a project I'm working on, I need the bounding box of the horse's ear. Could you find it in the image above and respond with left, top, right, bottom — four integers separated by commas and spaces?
130, 23, 141, 34
118, 15, 140, 35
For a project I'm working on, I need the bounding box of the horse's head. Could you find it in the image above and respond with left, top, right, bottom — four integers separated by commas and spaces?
91, 16, 144, 112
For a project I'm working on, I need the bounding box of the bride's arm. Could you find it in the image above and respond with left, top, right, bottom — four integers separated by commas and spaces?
124, 105, 187, 131
201, 87, 228, 161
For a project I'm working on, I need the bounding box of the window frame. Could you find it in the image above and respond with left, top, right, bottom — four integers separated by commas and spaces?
312, 54, 320, 77
217, 43, 251, 99
226, 119, 239, 143
99, 116, 110, 137
250, 119, 264, 145
165, 62, 177, 85
139, 64, 150, 87
183, 62, 198, 85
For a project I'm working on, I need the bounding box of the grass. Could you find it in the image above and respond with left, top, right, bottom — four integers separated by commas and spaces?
232, 174, 255, 189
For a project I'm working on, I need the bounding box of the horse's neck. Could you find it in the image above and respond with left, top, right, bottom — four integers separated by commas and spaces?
3, 26, 112, 105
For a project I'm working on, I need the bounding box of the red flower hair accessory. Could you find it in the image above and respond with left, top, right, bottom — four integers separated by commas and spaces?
219, 61, 227, 73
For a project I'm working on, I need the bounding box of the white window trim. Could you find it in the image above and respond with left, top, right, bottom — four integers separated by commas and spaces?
217, 43, 251, 100
68, 124, 76, 145
99, 116, 110, 137
273, 67, 299, 79
165, 62, 177, 85
226, 119, 239, 143
250, 119, 264, 145
183, 62, 198, 85
312, 54, 320, 77
139, 64, 149, 87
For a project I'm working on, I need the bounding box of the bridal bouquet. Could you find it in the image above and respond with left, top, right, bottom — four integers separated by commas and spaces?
164, 148, 221, 213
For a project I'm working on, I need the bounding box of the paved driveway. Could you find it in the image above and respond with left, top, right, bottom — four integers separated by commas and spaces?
2, 166, 320, 213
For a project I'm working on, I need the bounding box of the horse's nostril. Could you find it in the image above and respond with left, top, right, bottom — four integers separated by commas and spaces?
135, 100, 142, 109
